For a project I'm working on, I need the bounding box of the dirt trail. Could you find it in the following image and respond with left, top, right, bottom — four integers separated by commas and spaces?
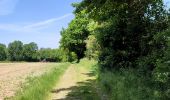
50, 64, 96, 100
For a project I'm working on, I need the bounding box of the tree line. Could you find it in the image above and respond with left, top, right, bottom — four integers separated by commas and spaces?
0, 40, 73, 62
60, 0, 170, 99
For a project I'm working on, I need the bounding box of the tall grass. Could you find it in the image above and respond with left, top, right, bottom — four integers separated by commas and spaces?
98, 69, 158, 100
12, 63, 70, 100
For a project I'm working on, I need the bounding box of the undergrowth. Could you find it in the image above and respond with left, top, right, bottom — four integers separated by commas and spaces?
98, 68, 169, 100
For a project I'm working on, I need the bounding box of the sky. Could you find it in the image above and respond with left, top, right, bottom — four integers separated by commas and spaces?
0, 0, 169, 49
0, 0, 81, 49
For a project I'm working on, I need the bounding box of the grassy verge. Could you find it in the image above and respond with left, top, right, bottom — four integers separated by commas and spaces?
10, 63, 70, 100
98, 69, 158, 100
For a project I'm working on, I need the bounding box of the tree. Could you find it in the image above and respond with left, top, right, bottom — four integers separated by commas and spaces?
8, 41, 23, 61
38, 48, 63, 62
76, 0, 169, 70
0, 43, 7, 61
23, 42, 38, 61
72, 1, 170, 99
60, 10, 89, 62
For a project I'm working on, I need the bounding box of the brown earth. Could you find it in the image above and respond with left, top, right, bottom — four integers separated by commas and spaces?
0, 63, 58, 100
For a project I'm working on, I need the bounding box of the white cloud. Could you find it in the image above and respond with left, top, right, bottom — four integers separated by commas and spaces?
0, 0, 19, 15
24, 13, 72, 29
0, 13, 73, 48
0, 13, 73, 33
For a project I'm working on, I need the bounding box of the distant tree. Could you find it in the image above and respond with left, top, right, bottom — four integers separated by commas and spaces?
0, 43, 7, 61
23, 42, 38, 61
38, 48, 62, 62
38, 48, 51, 61
8, 41, 23, 61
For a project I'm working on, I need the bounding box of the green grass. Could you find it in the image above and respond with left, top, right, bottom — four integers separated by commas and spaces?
8, 58, 157, 100
98, 69, 159, 100
10, 63, 70, 100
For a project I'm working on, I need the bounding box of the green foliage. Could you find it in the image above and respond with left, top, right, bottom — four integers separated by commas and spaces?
85, 35, 100, 60
23, 42, 38, 62
70, 52, 78, 62
60, 10, 89, 61
151, 29, 170, 100
58, 48, 77, 62
76, 0, 169, 71
96, 28, 170, 100
1, 41, 65, 62
0, 43, 7, 61
38, 48, 63, 62
69, 0, 170, 100
8, 41, 23, 61
153, 61, 170, 99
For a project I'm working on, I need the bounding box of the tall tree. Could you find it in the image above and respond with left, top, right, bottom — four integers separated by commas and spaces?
23, 42, 38, 61
60, 10, 89, 62
75, 0, 169, 70
8, 41, 23, 61
0, 43, 7, 61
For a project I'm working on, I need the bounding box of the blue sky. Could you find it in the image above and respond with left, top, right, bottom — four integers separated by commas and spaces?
0, 0, 81, 48
0, 0, 169, 49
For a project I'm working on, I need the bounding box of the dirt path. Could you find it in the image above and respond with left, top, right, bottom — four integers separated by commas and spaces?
0, 63, 58, 100
50, 64, 99, 100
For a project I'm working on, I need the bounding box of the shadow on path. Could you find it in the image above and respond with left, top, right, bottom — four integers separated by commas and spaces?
51, 72, 101, 100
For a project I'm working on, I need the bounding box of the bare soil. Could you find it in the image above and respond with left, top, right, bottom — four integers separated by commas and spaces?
0, 63, 57, 100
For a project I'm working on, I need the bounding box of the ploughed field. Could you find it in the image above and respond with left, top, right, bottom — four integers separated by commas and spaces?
0, 63, 58, 100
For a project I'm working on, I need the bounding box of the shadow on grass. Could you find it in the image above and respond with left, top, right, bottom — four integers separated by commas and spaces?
51, 72, 101, 100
